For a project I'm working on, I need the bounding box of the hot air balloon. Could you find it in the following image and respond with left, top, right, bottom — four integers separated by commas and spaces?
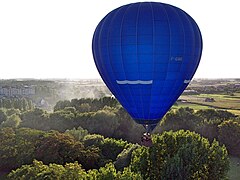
92, 2, 202, 135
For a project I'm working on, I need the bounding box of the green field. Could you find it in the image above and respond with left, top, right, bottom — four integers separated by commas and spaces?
174, 93, 240, 115
228, 156, 240, 180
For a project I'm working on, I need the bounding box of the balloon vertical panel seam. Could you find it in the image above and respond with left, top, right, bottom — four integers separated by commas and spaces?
136, 3, 145, 118
147, 2, 155, 119
112, 6, 136, 113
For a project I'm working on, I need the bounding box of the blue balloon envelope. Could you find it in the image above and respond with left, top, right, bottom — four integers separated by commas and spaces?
92, 2, 202, 131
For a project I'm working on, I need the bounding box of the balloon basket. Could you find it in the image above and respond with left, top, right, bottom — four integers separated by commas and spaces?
141, 132, 153, 147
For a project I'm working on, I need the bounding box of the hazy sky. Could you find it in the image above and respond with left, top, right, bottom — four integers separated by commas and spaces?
0, 0, 239, 79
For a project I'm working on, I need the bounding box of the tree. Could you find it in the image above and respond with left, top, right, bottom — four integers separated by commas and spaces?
0, 128, 18, 172
5, 108, 21, 116
35, 131, 101, 170
99, 138, 127, 161
54, 100, 71, 112
130, 130, 229, 180
78, 103, 91, 113
77, 109, 119, 137
83, 134, 104, 147
1, 114, 21, 128
8, 160, 142, 180
195, 109, 236, 121
65, 126, 88, 141
0, 109, 7, 124
20, 108, 49, 130
14, 128, 45, 167
35, 131, 85, 165
48, 110, 75, 132
194, 110, 237, 141
115, 144, 140, 171
7, 160, 86, 180
0, 128, 45, 173
113, 107, 144, 142
218, 120, 240, 156
158, 108, 203, 133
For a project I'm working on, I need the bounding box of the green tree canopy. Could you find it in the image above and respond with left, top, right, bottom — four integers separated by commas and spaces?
130, 130, 229, 180
8, 160, 142, 180
0, 109, 7, 124
218, 120, 240, 156
1, 114, 21, 128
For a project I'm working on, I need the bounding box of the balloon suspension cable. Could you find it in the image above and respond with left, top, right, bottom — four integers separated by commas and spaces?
143, 124, 157, 133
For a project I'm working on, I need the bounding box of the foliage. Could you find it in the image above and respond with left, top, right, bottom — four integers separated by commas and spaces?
7, 160, 142, 180
99, 138, 127, 161
34, 131, 102, 170
195, 109, 236, 121
1, 114, 21, 128
5, 108, 21, 116
157, 108, 238, 143
65, 126, 88, 141
83, 135, 129, 168
158, 107, 203, 132
54, 97, 119, 112
7, 160, 86, 180
130, 130, 229, 180
218, 120, 240, 156
48, 110, 75, 132
20, 108, 49, 130
76, 109, 119, 137
115, 144, 140, 171
83, 134, 105, 147
0, 128, 18, 172
0, 98, 34, 111
0, 128, 102, 173
0, 128, 44, 172
35, 131, 85, 164
0, 109, 7, 124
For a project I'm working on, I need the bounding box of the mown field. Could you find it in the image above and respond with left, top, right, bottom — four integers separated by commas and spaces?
174, 93, 240, 115
228, 156, 240, 180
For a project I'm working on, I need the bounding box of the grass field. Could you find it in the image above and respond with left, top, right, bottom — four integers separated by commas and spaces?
228, 156, 240, 180
175, 93, 240, 115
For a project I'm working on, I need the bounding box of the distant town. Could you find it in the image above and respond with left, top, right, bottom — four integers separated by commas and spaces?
0, 85, 35, 97
0, 78, 239, 111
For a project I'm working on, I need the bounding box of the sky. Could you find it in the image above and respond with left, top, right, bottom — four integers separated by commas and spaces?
0, 0, 239, 79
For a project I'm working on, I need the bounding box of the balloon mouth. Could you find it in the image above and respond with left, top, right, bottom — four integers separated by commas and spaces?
143, 124, 158, 133
134, 119, 159, 133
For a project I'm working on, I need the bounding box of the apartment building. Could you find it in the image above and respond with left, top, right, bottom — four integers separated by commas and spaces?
0, 85, 35, 97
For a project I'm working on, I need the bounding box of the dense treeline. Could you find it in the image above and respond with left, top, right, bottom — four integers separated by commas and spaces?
0, 128, 229, 179
0, 98, 34, 111
156, 108, 240, 156
0, 97, 239, 155
187, 83, 240, 94
0, 97, 239, 179
0, 97, 145, 142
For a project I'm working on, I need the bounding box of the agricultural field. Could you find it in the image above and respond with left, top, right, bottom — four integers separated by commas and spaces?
228, 156, 240, 180
173, 79, 240, 115
174, 92, 240, 115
